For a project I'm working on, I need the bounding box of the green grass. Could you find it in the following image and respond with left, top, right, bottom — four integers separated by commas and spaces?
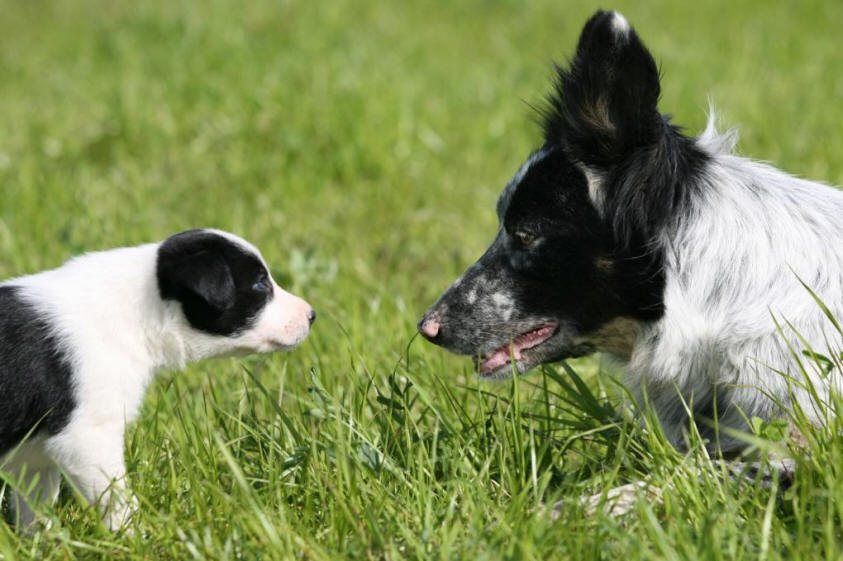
1, 0, 843, 559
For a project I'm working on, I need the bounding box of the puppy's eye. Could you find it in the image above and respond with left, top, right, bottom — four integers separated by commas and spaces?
514, 231, 536, 246
252, 276, 270, 292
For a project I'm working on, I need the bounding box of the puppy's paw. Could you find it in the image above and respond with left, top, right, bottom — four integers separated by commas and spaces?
102, 493, 139, 533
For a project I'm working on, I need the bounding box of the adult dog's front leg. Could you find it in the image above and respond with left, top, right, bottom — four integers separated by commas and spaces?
46, 424, 136, 531
547, 454, 798, 520
547, 481, 662, 519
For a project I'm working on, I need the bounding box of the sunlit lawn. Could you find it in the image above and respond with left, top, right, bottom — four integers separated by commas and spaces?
0, 1, 842, 559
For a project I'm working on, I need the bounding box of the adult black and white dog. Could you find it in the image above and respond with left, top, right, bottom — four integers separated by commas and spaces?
419, 11, 843, 457
0, 229, 315, 530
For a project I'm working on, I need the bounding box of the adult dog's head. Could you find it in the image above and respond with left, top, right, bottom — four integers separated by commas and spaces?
418, 11, 707, 378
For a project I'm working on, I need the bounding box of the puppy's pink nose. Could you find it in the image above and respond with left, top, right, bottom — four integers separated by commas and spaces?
419, 317, 440, 339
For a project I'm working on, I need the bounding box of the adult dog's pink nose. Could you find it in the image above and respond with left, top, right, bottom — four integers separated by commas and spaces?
418, 317, 441, 341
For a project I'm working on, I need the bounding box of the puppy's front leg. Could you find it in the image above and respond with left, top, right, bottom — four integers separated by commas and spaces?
11, 467, 62, 531
1, 441, 62, 532
46, 424, 136, 531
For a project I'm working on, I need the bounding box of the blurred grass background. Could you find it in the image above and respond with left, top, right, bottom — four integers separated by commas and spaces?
0, 1, 842, 559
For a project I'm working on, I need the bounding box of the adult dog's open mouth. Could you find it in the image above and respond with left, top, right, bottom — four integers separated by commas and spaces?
476, 322, 560, 377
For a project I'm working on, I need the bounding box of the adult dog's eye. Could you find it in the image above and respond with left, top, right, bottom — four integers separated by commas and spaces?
514, 231, 536, 247
252, 276, 270, 292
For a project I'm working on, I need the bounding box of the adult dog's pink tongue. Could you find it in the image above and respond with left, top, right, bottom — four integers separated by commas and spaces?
480, 346, 519, 372
479, 324, 557, 374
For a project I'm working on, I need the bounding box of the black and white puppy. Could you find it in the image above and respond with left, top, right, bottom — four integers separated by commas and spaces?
419, 11, 843, 455
0, 229, 314, 530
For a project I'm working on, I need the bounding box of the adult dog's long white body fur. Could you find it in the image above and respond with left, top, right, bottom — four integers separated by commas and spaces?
1, 229, 314, 530
631, 123, 843, 448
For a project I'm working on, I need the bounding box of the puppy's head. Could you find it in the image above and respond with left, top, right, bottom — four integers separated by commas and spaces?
418, 11, 706, 378
157, 229, 314, 355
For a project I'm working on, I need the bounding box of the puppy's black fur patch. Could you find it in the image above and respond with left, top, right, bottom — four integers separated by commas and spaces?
0, 286, 75, 455
157, 230, 274, 336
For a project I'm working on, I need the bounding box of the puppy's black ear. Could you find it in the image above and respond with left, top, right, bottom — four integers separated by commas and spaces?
545, 11, 662, 167
157, 232, 236, 318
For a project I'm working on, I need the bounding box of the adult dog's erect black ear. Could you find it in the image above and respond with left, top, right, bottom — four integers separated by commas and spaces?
157, 231, 236, 320
544, 11, 662, 167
